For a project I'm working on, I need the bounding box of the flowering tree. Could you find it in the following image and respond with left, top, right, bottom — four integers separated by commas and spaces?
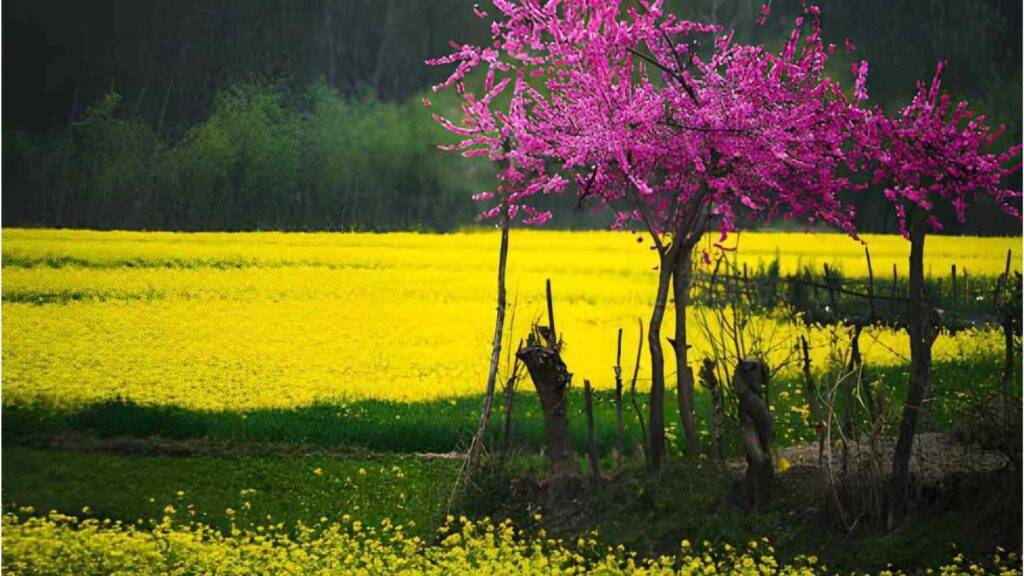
869, 61, 1021, 527
430, 1, 867, 470
426, 22, 568, 471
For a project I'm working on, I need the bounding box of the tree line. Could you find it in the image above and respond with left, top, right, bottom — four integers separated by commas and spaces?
3, 85, 490, 231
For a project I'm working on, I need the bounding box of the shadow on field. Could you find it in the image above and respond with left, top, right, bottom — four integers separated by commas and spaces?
3, 392, 655, 457
3, 358, 1005, 457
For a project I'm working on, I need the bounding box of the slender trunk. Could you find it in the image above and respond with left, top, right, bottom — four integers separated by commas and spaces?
614, 328, 625, 469
1001, 317, 1015, 395
629, 319, 649, 464
673, 244, 701, 457
466, 204, 510, 469
887, 225, 931, 528
998, 250, 1016, 396
500, 372, 516, 458
843, 325, 863, 436
648, 243, 680, 470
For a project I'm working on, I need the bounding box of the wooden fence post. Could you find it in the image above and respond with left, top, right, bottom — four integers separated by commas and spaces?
584, 379, 599, 479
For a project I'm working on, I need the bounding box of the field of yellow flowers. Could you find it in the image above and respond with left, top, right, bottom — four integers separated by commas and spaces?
3, 510, 1017, 576
2, 228, 1020, 575
2, 228, 1017, 410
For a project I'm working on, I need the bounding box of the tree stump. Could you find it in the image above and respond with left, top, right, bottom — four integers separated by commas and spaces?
735, 357, 773, 509
518, 334, 579, 479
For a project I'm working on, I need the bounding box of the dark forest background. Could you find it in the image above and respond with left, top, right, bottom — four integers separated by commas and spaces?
3, 0, 1021, 233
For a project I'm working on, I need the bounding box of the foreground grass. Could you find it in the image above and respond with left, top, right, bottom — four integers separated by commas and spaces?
5, 443, 1020, 574
459, 458, 1023, 574
2, 445, 459, 538
3, 473, 1020, 576
9, 510, 1017, 576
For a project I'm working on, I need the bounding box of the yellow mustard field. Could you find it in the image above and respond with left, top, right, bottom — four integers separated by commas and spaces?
2, 228, 1018, 409
3, 512, 1016, 576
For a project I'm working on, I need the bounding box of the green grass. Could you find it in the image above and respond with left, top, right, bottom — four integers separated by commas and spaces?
2, 445, 459, 538
4, 356, 1009, 458
5, 442, 1018, 573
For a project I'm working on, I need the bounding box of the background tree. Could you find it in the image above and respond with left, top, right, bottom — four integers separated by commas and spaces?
868, 61, 1021, 527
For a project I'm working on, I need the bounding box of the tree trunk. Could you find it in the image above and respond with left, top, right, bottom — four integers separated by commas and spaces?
673, 244, 701, 457
466, 205, 510, 469
736, 358, 773, 510
887, 225, 935, 529
518, 343, 578, 478
648, 243, 680, 470
614, 328, 625, 469
1001, 316, 1016, 395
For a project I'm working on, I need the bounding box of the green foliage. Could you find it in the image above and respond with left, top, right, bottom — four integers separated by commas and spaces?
70, 93, 163, 228
303, 84, 473, 231
168, 85, 304, 229
3, 84, 479, 231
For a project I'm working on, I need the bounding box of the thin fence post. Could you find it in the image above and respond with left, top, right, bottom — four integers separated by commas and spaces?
584, 379, 600, 479
865, 246, 876, 320
891, 263, 898, 315
950, 264, 958, 308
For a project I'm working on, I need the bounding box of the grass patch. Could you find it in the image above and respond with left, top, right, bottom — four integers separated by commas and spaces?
1, 445, 459, 537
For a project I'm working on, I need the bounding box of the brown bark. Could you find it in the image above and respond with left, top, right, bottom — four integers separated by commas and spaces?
614, 328, 625, 469
466, 199, 510, 469
887, 223, 938, 528
648, 243, 681, 470
736, 358, 773, 510
673, 245, 701, 457
997, 250, 1017, 396
518, 342, 578, 478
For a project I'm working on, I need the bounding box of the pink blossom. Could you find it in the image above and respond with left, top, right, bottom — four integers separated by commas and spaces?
869, 61, 1021, 237
428, 1, 874, 237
